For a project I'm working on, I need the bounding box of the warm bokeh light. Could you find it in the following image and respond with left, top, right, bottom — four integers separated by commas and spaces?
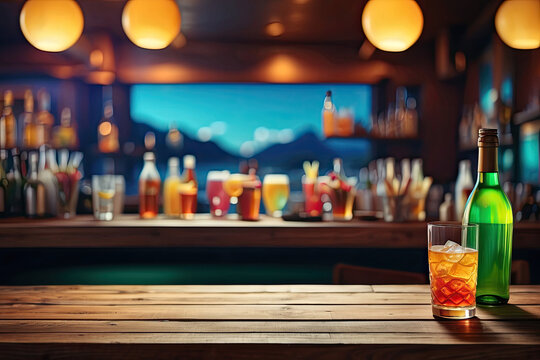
264, 55, 300, 83
89, 49, 104, 67
122, 0, 181, 50
19, 0, 84, 52
98, 121, 112, 136
266, 22, 285, 37
361, 0, 423, 52
144, 131, 156, 150
495, 0, 540, 50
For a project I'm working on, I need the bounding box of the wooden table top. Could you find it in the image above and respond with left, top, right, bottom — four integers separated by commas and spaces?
0, 285, 539, 359
0, 214, 539, 248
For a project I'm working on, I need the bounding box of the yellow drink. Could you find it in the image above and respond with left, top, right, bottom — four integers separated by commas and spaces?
262, 174, 289, 217
164, 176, 181, 216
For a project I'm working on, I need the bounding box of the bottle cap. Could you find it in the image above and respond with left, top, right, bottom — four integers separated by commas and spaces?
478, 128, 498, 147
168, 157, 179, 168
326, 90, 332, 96
143, 152, 155, 162
183, 154, 195, 169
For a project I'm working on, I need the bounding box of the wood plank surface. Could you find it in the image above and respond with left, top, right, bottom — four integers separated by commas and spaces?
0, 285, 538, 359
1, 320, 539, 334
1, 304, 540, 320
0, 215, 538, 248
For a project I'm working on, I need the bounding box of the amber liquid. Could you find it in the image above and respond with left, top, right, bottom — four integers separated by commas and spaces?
139, 179, 160, 219
179, 192, 197, 219
429, 248, 478, 307
238, 187, 261, 221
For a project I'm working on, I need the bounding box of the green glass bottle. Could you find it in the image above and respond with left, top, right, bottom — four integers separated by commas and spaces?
462, 128, 513, 305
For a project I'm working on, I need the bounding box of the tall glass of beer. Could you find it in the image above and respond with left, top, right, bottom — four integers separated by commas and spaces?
262, 174, 290, 217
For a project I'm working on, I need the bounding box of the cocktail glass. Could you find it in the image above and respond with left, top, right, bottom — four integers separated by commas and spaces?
206, 171, 230, 217
302, 176, 323, 217
319, 176, 356, 221
262, 174, 289, 217
178, 181, 197, 219
92, 175, 116, 221
428, 222, 479, 319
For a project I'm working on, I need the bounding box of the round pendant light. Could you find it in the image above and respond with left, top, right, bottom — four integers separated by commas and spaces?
19, 0, 84, 52
495, 0, 540, 50
122, 0, 181, 50
361, 0, 423, 52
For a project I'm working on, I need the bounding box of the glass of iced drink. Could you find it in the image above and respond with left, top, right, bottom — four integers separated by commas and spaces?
428, 222, 479, 319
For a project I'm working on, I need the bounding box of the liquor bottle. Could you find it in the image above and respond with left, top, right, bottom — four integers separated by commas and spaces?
0, 150, 8, 216
24, 151, 45, 218
38, 145, 58, 217
35, 89, 54, 147
462, 128, 513, 305
180, 155, 198, 216
322, 90, 336, 138
455, 160, 474, 220
53, 108, 78, 149
98, 97, 119, 153
439, 193, 455, 221
0, 90, 17, 149
138, 152, 160, 219
7, 148, 24, 215
21, 90, 38, 149
404, 97, 418, 137
395, 87, 407, 137
163, 157, 181, 217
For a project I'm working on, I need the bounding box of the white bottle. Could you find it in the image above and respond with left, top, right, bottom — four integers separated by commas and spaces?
455, 160, 473, 220
439, 193, 455, 221
37, 145, 58, 216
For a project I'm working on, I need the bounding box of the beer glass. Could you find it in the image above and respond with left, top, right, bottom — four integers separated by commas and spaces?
262, 174, 289, 217
206, 170, 230, 217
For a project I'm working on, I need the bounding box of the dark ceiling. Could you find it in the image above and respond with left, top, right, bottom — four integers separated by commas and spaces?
0, 0, 497, 46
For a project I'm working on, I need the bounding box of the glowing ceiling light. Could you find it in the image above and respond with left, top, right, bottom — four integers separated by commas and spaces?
19, 0, 84, 52
361, 0, 423, 52
122, 0, 181, 50
266, 22, 285, 37
495, 0, 540, 50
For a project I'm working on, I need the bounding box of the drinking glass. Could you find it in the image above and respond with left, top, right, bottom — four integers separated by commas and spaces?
92, 175, 116, 221
178, 181, 197, 219
428, 222, 479, 319
302, 175, 323, 217
206, 171, 230, 217
319, 176, 356, 221
237, 177, 261, 221
262, 174, 289, 217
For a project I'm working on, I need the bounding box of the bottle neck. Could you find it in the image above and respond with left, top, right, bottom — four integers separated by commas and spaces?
477, 146, 499, 186
184, 168, 196, 181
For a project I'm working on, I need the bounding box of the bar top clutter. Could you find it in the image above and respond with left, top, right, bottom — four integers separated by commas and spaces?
0, 214, 539, 249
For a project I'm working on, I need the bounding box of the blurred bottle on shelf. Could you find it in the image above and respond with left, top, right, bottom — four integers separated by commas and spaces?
163, 157, 181, 217
386, 103, 396, 137
356, 167, 373, 211
439, 193, 455, 221
53, 108, 78, 149
322, 90, 336, 138
395, 87, 407, 137
0, 150, 8, 216
21, 90, 39, 149
24, 151, 45, 218
7, 149, 24, 216
403, 97, 418, 137
0, 90, 17, 149
98, 87, 119, 153
37, 145, 58, 217
459, 105, 472, 148
138, 152, 160, 219
455, 160, 474, 220
179, 155, 198, 219
35, 89, 54, 147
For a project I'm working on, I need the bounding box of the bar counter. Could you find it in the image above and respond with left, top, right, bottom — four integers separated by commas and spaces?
0, 284, 538, 359
0, 215, 539, 248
